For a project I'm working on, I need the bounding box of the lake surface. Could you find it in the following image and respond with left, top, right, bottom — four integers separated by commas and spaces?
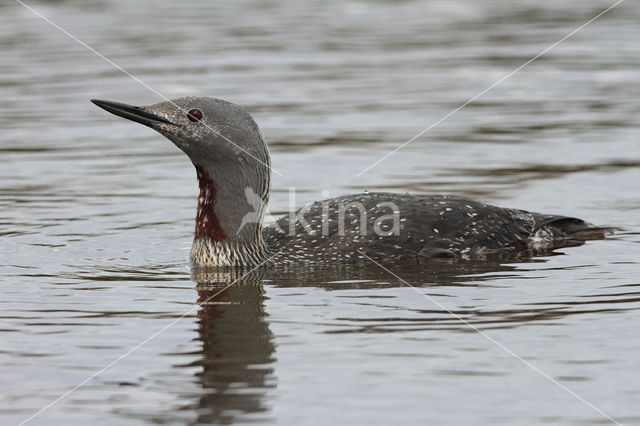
1, 0, 639, 424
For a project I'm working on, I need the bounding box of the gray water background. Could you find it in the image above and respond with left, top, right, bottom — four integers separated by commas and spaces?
1, 0, 640, 424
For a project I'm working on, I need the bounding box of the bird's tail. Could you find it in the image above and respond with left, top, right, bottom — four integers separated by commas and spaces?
540, 216, 612, 240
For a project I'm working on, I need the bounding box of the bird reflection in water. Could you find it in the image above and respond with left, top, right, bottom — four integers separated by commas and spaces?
189, 267, 275, 424
183, 251, 607, 423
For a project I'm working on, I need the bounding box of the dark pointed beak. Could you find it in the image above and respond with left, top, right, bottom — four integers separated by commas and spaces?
91, 99, 173, 128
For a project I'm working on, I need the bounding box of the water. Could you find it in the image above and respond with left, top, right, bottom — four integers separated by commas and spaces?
1, 0, 639, 424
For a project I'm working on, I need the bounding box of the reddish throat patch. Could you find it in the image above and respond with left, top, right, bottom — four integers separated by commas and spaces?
194, 166, 227, 241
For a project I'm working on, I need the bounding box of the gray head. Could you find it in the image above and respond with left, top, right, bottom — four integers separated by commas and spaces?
92, 97, 271, 260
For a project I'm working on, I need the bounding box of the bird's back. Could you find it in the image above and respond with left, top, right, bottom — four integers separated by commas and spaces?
263, 192, 602, 263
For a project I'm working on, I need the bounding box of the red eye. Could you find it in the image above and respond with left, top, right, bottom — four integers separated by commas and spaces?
187, 109, 202, 122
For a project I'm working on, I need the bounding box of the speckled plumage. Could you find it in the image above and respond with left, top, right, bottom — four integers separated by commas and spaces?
263, 192, 597, 264
92, 97, 603, 267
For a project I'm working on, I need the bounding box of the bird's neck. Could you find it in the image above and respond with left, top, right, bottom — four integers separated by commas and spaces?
190, 165, 269, 266
193, 166, 227, 242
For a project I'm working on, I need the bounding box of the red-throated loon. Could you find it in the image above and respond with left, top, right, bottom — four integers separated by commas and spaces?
92, 97, 605, 266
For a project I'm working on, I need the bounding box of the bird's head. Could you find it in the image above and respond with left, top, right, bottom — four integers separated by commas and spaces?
91, 96, 269, 170
92, 96, 271, 245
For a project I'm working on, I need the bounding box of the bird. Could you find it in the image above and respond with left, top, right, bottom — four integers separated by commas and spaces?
91, 97, 605, 267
